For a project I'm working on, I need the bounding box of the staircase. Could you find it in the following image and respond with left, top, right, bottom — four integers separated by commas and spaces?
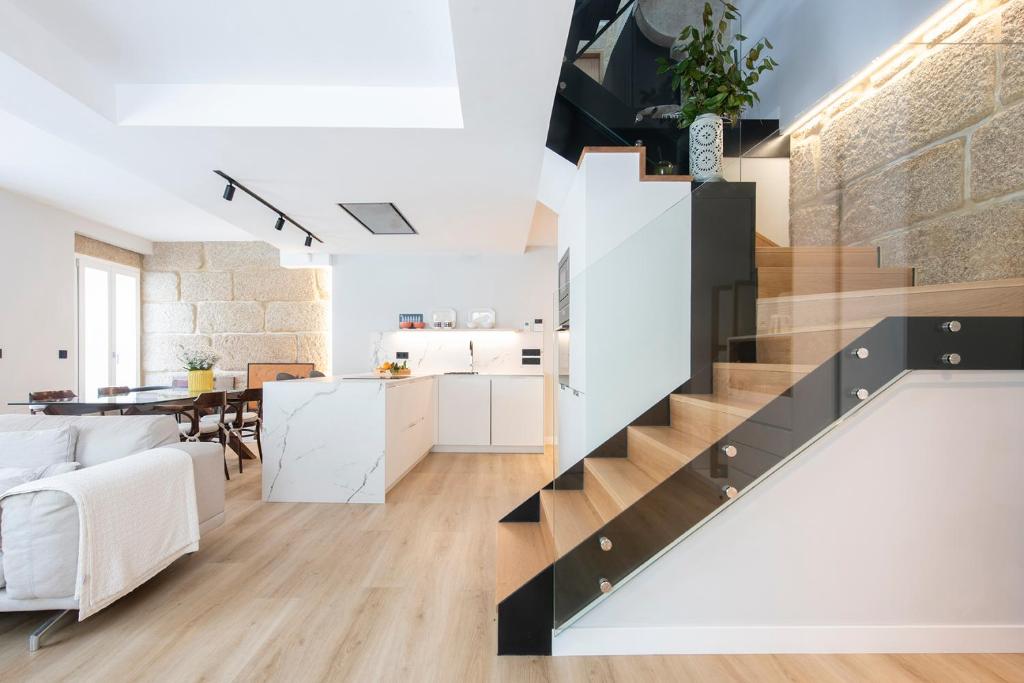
496, 242, 1024, 654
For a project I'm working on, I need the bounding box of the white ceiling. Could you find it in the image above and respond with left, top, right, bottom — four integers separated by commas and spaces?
0, 0, 573, 253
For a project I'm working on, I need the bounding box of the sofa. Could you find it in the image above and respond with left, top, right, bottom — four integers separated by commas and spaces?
0, 414, 225, 646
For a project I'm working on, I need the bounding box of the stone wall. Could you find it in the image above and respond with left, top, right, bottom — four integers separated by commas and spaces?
141, 242, 330, 387
789, 0, 1024, 285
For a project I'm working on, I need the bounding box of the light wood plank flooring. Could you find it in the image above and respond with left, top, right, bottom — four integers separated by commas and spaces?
0, 451, 1020, 682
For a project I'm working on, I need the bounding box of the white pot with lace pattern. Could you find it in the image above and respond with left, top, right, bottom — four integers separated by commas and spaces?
688, 113, 724, 182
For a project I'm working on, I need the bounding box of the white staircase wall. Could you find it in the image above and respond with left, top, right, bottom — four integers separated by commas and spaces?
556, 150, 691, 473
554, 370, 1024, 654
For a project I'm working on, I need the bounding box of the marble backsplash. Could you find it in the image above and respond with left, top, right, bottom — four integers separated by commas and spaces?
371, 329, 544, 375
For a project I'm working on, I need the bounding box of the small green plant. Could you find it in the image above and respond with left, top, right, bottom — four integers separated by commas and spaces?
656, 1, 777, 128
179, 347, 218, 371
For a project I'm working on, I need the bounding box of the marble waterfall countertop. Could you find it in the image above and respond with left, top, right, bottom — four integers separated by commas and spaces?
261, 373, 542, 504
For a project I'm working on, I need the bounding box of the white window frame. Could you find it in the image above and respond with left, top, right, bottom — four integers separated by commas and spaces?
75, 254, 141, 394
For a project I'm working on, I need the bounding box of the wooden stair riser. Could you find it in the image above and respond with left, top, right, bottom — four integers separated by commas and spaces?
712, 363, 812, 400
754, 326, 872, 365
669, 396, 749, 444
495, 524, 553, 605
756, 280, 1024, 332
756, 266, 913, 298
627, 428, 687, 482
755, 246, 878, 268
583, 463, 621, 521
539, 489, 604, 557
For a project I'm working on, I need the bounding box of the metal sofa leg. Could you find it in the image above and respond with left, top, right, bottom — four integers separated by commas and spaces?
28, 609, 74, 652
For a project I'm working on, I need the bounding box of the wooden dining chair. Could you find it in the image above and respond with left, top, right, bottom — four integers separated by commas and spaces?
97, 386, 130, 397
171, 391, 231, 480
217, 388, 263, 473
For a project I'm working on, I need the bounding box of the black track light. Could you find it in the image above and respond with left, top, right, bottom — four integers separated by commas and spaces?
222, 183, 235, 201
304, 234, 313, 248
275, 215, 285, 231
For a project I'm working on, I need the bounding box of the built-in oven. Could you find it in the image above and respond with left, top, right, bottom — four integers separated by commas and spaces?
557, 249, 570, 330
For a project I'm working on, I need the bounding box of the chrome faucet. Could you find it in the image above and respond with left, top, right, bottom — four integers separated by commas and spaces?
469, 340, 475, 373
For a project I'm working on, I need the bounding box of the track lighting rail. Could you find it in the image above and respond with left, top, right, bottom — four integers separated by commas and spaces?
214, 170, 323, 245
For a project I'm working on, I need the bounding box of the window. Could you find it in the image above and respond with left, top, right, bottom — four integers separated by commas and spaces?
76, 255, 140, 397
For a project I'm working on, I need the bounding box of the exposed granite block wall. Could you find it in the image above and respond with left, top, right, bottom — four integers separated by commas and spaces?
788, 0, 1024, 285
141, 241, 330, 387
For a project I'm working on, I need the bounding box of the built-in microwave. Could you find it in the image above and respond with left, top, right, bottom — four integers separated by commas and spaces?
557, 249, 570, 330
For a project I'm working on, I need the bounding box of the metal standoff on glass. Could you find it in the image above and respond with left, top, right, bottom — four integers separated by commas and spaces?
851, 347, 870, 360
599, 578, 613, 593
721, 444, 737, 458
599, 536, 613, 552
722, 485, 738, 499
941, 320, 963, 333
851, 387, 870, 401
941, 352, 962, 366
558, 81, 567, 90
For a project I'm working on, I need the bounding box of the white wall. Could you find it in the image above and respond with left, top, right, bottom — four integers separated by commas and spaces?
555, 370, 1024, 655
0, 188, 150, 413
555, 151, 692, 473
737, 0, 947, 128
724, 157, 790, 246
331, 248, 557, 439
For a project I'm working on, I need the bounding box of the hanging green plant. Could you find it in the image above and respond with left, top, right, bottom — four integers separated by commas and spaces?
656, 1, 777, 128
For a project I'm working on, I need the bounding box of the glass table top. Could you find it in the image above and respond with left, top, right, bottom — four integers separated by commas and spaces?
8, 388, 242, 407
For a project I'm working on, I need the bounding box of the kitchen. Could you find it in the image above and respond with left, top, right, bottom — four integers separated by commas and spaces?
260, 249, 556, 503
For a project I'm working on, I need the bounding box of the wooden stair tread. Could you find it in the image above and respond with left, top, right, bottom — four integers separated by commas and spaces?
495, 523, 553, 604
755, 246, 878, 268
713, 362, 815, 399
669, 392, 763, 418
584, 458, 657, 517
540, 489, 605, 557
757, 276, 1024, 305
757, 266, 914, 299
629, 426, 709, 465
757, 278, 1024, 332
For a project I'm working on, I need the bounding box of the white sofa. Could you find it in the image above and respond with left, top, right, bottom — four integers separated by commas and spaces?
0, 414, 225, 647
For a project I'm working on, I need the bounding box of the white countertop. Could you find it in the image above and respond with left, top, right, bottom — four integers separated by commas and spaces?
337, 372, 542, 385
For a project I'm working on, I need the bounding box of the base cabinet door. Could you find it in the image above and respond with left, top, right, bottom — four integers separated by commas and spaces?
385, 379, 437, 489
491, 376, 544, 447
437, 376, 491, 446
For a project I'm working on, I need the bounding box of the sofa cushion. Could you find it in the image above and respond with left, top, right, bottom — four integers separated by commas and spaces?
0, 463, 80, 494
0, 415, 179, 467
0, 427, 77, 469
1, 489, 80, 599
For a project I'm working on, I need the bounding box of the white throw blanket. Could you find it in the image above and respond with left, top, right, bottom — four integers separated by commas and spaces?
0, 447, 200, 619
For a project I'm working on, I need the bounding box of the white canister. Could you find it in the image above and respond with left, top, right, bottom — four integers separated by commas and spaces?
689, 113, 724, 182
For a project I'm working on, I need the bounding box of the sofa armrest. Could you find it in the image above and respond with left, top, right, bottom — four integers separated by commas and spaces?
164, 442, 225, 531
1, 490, 79, 599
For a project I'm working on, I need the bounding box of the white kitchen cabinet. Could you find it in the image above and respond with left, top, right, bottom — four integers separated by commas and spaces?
385, 378, 437, 489
491, 376, 544, 447
437, 375, 491, 446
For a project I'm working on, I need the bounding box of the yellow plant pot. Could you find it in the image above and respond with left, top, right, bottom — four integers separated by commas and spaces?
188, 369, 214, 393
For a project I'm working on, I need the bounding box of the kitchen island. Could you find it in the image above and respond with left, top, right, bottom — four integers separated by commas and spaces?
261, 373, 543, 503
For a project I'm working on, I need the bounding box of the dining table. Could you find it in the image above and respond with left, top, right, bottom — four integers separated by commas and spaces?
8, 388, 258, 460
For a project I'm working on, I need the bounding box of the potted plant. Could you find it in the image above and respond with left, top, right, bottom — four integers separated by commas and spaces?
656, 1, 777, 181
179, 347, 218, 393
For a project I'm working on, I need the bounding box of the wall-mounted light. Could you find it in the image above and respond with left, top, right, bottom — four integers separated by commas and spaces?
213, 170, 323, 247
783, 0, 976, 136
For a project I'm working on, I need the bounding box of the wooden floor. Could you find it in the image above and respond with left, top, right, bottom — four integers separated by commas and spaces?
0, 451, 1021, 682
